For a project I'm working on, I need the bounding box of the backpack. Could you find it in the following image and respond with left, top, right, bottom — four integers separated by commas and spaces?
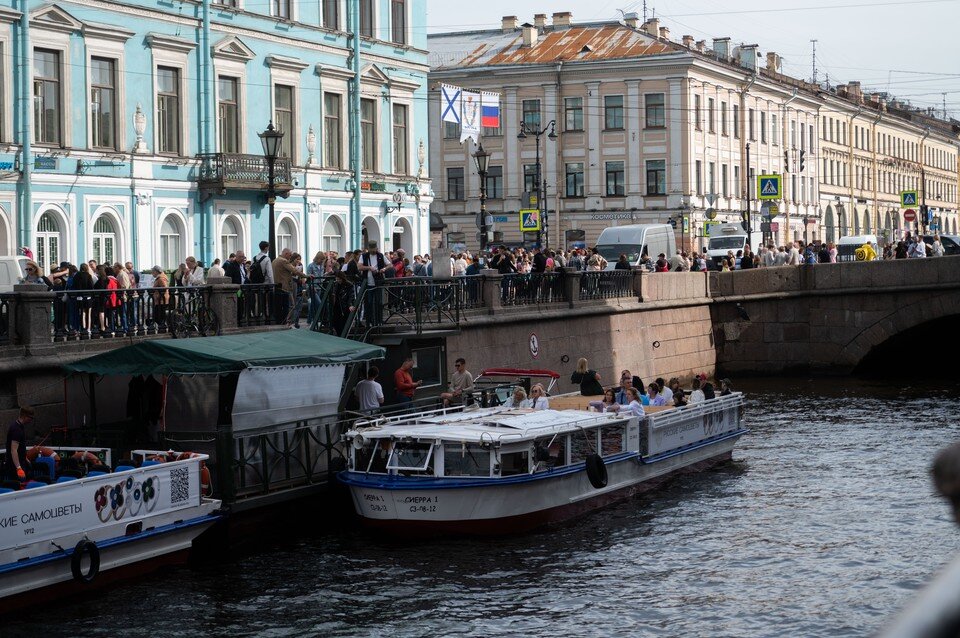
249, 254, 267, 284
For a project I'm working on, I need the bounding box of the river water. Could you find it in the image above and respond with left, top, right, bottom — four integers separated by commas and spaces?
10, 377, 960, 637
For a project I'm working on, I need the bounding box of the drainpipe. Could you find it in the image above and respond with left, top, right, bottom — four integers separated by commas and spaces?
738, 74, 757, 232
554, 61, 563, 249
871, 109, 882, 240
350, 0, 362, 248
201, 0, 214, 263
848, 105, 862, 231
18, 0, 32, 252
919, 127, 930, 236
781, 88, 798, 245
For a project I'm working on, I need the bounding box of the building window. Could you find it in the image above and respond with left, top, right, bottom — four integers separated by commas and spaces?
708, 98, 715, 133
34, 49, 61, 145
157, 66, 181, 155
274, 84, 294, 160
36, 213, 61, 271
277, 217, 296, 253
90, 57, 117, 150
734, 165, 740, 196
791, 120, 797, 148
694, 94, 701, 130
323, 0, 339, 29
447, 167, 464, 200
361, 98, 376, 171
708, 161, 716, 197
323, 92, 341, 168
221, 217, 241, 260
215, 0, 237, 6
524, 164, 538, 194
721, 101, 728, 136
522, 99, 541, 130
722, 164, 729, 197
605, 161, 625, 196
391, 0, 406, 45
760, 111, 766, 144
604, 95, 624, 130
159, 216, 182, 270
218, 76, 239, 154
392, 103, 407, 175
92, 216, 116, 266
485, 166, 503, 199
273, 0, 291, 19
748, 108, 755, 141
646, 160, 666, 195
733, 104, 740, 139
771, 114, 778, 146
645, 93, 665, 128
695, 160, 703, 196
565, 97, 583, 131
565, 163, 584, 197
360, 0, 374, 38
323, 217, 343, 253
443, 121, 460, 139
800, 123, 805, 151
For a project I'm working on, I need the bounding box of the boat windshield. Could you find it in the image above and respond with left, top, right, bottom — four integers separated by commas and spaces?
387, 443, 434, 473
444, 444, 491, 477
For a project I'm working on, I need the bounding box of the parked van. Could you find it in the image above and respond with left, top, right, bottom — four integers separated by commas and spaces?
0, 256, 29, 292
594, 224, 676, 270
706, 224, 763, 269
922, 234, 960, 256
836, 235, 879, 262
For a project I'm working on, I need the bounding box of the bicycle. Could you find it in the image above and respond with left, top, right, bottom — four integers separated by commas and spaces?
170, 289, 220, 338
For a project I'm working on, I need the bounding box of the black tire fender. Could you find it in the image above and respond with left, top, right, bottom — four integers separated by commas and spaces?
585, 453, 608, 489
71, 539, 100, 584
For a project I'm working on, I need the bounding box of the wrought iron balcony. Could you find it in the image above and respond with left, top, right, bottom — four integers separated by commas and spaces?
196, 153, 293, 196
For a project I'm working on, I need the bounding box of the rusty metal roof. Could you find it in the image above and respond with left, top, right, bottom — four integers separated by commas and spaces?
429, 24, 679, 70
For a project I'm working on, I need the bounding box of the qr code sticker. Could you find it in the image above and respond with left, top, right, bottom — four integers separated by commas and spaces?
170, 466, 190, 503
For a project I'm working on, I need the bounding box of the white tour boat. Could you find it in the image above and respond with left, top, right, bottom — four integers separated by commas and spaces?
0, 451, 220, 612
339, 392, 747, 534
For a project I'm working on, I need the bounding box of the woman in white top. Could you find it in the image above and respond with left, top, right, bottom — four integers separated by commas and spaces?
689, 377, 706, 404
623, 387, 645, 416
503, 387, 531, 409
529, 384, 550, 410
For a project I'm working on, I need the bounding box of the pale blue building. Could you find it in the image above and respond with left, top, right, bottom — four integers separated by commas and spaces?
0, 0, 432, 271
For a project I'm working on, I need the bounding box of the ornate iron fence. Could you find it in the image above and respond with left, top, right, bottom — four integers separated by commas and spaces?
51, 286, 208, 340
499, 272, 566, 306
579, 270, 638, 300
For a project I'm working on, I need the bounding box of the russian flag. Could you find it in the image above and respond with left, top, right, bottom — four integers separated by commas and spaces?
481, 93, 500, 128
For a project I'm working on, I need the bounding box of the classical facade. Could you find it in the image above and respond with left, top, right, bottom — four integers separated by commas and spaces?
0, 0, 432, 272
428, 13, 959, 252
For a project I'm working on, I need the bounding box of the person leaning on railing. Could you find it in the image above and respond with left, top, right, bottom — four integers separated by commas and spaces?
150, 266, 170, 330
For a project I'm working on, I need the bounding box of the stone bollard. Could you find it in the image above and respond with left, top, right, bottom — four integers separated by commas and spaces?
11, 284, 55, 350
633, 268, 647, 302
480, 269, 500, 316
206, 278, 239, 332
561, 267, 581, 308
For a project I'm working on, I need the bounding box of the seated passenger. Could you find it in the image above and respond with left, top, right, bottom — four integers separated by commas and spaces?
720, 378, 734, 396
503, 386, 531, 408
648, 384, 668, 407
689, 376, 706, 403
673, 389, 688, 407
588, 389, 621, 412
623, 388, 645, 416
529, 384, 550, 410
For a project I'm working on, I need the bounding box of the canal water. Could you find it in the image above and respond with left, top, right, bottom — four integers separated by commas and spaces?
11, 377, 960, 637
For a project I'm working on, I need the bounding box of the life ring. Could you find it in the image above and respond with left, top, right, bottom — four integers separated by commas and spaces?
71, 451, 100, 466
27, 446, 60, 464
585, 454, 608, 489
70, 540, 100, 584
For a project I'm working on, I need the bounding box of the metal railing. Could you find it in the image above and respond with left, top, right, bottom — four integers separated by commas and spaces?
457, 275, 485, 310
579, 270, 638, 300
237, 283, 280, 327
341, 277, 462, 338
499, 272, 566, 306
196, 153, 293, 191
0, 294, 11, 345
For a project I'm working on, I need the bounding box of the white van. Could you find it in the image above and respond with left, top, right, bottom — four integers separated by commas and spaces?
706, 224, 764, 269
594, 224, 676, 270
836, 234, 879, 262
0, 256, 29, 292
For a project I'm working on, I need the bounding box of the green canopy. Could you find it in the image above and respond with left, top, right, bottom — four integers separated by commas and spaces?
65, 329, 385, 376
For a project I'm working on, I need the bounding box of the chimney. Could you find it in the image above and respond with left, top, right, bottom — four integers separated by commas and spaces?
682, 35, 694, 48
623, 12, 640, 28
641, 18, 660, 37
738, 44, 759, 72
836, 83, 848, 96
765, 51, 781, 74
712, 37, 730, 61
695, 39, 706, 53
552, 11, 572, 28
847, 81, 862, 101
534, 13, 547, 29
501, 15, 518, 32
659, 26, 670, 40
521, 23, 538, 47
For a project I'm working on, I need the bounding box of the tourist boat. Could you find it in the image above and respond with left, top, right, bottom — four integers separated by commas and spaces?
0, 451, 220, 613
338, 391, 747, 534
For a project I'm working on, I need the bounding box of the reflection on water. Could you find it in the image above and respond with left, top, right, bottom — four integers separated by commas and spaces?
8, 378, 960, 638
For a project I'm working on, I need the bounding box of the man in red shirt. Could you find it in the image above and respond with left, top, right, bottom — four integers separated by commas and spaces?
393, 357, 421, 405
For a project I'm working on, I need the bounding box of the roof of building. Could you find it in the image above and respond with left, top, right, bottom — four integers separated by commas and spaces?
429, 23, 677, 70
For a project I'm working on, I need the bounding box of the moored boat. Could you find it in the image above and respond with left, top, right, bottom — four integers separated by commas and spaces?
0, 452, 220, 613
338, 392, 747, 535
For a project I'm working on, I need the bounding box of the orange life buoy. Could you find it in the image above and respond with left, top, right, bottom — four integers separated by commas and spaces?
27, 446, 59, 464
71, 451, 100, 466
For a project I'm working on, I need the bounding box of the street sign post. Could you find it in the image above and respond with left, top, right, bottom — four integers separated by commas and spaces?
758, 175, 782, 201
903, 209, 917, 223
519, 209, 541, 232
900, 191, 918, 207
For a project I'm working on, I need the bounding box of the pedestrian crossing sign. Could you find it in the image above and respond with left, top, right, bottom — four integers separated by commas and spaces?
519, 209, 541, 232
757, 175, 781, 200
900, 190, 918, 207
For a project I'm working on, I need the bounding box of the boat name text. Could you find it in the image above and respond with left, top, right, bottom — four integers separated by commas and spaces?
0, 503, 83, 529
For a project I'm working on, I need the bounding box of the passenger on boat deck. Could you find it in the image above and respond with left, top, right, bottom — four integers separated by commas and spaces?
668, 378, 681, 398
620, 370, 644, 396
623, 388, 645, 416
588, 389, 621, 412
503, 387, 531, 409
3, 405, 34, 481
655, 378, 673, 402
393, 357, 422, 405
720, 379, 734, 396
673, 389, 688, 407
355, 367, 385, 414
648, 384, 668, 407
529, 384, 550, 410
702, 380, 717, 400
441, 358, 475, 407
689, 376, 706, 404
570, 358, 604, 396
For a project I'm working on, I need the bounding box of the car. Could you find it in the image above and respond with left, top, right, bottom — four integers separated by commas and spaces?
0, 256, 29, 292
922, 235, 960, 256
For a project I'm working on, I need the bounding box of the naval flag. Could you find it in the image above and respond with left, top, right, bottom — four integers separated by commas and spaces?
460, 91, 481, 143
481, 92, 500, 128
441, 84, 462, 124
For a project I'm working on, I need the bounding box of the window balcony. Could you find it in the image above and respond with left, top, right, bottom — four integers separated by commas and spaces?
196, 153, 293, 196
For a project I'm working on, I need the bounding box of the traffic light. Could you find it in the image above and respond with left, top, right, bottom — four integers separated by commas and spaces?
799, 150, 806, 173
783, 150, 790, 172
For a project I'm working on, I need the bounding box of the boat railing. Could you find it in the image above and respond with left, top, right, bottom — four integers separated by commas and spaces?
644, 392, 745, 427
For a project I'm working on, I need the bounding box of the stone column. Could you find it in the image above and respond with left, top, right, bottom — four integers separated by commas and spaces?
11, 284, 55, 351
561, 267, 581, 308
206, 278, 239, 332
634, 268, 648, 302
480, 269, 500, 316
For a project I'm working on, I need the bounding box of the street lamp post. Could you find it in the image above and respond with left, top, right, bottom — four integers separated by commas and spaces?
518, 119, 557, 248
259, 121, 284, 261
473, 142, 490, 255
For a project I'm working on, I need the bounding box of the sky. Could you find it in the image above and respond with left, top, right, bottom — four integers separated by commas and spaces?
426, 0, 960, 120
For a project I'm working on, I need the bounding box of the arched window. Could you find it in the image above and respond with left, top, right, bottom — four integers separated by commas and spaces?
322, 217, 343, 254
220, 217, 241, 260
159, 216, 183, 270
92, 216, 117, 266
36, 212, 62, 271
276, 217, 297, 253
